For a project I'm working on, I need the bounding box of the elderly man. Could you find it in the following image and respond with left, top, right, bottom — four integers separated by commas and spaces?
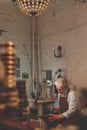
48, 78, 77, 127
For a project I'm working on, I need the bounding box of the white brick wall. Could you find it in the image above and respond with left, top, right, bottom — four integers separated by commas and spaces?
0, 2, 32, 97
37, 1, 87, 91
1, 0, 87, 98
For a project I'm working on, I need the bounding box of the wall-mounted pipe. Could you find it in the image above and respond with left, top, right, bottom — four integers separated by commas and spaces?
38, 38, 42, 82
31, 16, 35, 92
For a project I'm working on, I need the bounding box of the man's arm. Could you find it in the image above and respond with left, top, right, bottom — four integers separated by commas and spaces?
62, 90, 77, 119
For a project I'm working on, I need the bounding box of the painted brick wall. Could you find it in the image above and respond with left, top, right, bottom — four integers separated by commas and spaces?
37, 0, 87, 92
0, 2, 32, 97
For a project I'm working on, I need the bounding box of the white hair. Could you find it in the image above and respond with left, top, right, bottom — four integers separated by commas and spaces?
55, 78, 66, 87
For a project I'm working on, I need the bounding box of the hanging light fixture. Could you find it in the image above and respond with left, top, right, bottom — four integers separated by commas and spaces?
11, 0, 56, 16
17, 0, 50, 16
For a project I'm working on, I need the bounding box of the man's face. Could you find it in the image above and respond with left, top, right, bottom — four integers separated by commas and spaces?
55, 83, 63, 93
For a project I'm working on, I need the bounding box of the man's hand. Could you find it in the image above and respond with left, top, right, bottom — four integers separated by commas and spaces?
48, 114, 64, 122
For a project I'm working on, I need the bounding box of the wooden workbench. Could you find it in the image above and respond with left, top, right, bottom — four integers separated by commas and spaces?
37, 100, 54, 116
